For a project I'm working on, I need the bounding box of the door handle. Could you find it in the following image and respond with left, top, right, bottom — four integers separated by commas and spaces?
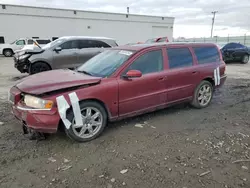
192, 71, 197, 74
158, 77, 165, 81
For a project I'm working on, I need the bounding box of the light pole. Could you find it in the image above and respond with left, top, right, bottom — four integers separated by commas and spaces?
211, 11, 218, 38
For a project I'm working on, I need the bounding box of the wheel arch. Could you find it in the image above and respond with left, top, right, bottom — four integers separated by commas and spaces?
3, 48, 14, 53
58, 98, 112, 132
203, 77, 215, 87
31, 61, 52, 70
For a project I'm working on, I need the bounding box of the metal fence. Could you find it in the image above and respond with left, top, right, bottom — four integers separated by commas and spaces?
173, 35, 250, 46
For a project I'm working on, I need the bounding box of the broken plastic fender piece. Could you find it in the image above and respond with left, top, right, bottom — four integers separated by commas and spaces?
56, 95, 71, 129
68, 92, 83, 127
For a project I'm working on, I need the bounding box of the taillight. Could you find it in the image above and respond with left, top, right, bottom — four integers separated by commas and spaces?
220, 61, 226, 76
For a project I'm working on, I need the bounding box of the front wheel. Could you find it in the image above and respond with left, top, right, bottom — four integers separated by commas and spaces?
3, 49, 13, 57
191, 81, 213, 108
29, 62, 51, 75
241, 54, 249, 64
65, 101, 107, 142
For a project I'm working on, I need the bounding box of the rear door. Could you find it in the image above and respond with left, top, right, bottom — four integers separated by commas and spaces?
165, 47, 199, 103
118, 49, 167, 117
77, 40, 105, 67
192, 46, 222, 86
52, 40, 79, 69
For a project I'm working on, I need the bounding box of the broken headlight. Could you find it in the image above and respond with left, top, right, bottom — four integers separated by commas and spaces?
24, 95, 53, 109
19, 54, 31, 60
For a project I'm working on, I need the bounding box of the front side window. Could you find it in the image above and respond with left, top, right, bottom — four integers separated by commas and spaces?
125, 50, 163, 75
167, 48, 193, 69
193, 46, 220, 64
16, 40, 25, 45
42, 38, 65, 50
77, 50, 134, 77
60, 40, 78, 50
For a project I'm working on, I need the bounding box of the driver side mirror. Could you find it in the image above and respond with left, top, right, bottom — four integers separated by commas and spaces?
123, 70, 142, 79
54, 47, 62, 52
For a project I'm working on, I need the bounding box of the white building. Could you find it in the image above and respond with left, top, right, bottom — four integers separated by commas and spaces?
0, 4, 174, 45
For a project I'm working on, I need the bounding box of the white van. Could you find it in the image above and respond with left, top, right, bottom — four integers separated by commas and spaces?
0, 38, 51, 57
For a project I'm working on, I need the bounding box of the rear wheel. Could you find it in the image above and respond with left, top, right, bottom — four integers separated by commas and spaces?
65, 101, 107, 142
191, 80, 213, 108
241, 54, 249, 64
29, 62, 51, 75
3, 49, 13, 57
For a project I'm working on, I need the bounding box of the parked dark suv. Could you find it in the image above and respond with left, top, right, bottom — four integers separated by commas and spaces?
217, 42, 250, 64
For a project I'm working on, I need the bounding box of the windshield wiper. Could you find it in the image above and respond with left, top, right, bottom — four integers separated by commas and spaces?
77, 70, 93, 76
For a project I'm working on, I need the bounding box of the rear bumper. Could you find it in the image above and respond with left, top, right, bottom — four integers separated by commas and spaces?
11, 104, 60, 133
216, 74, 227, 88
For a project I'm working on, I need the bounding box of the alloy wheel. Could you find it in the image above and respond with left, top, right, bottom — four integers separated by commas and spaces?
72, 107, 103, 139
243, 55, 249, 63
198, 84, 212, 106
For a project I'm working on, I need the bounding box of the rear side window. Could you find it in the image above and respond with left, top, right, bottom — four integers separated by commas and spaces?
105, 40, 118, 47
28, 40, 34, 44
0, 36, 5, 44
193, 46, 220, 64
167, 48, 193, 69
36, 39, 51, 44
93, 40, 111, 48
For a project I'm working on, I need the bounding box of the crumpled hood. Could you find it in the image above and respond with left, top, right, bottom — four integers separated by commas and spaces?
15, 48, 44, 56
16, 69, 101, 95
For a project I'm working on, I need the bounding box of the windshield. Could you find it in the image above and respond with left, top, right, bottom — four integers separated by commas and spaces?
10, 40, 16, 44
42, 38, 65, 49
145, 38, 156, 43
77, 49, 134, 78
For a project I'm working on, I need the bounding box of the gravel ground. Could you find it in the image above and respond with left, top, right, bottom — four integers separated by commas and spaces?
0, 56, 250, 188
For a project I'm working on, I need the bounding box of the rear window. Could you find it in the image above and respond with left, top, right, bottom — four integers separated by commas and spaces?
193, 46, 220, 64
167, 47, 193, 69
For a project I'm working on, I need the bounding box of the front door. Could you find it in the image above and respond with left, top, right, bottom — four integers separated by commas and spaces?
165, 47, 198, 103
118, 49, 167, 117
53, 40, 79, 69
14, 39, 26, 51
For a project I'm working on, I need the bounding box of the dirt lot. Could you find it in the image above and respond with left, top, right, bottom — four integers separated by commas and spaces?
0, 56, 250, 188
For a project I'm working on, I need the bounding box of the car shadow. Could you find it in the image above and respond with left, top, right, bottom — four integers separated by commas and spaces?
105, 102, 191, 132
10, 75, 28, 81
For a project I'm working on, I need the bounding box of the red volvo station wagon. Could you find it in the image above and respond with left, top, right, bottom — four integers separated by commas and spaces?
9, 43, 227, 142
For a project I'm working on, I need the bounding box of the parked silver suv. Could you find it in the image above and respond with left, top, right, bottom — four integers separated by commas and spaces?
14, 36, 118, 74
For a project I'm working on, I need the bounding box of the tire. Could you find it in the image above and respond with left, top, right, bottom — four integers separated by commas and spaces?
3, 49, 13, 57
191, 80, 213, 109
65, 101, 108, 142
29, 62, 51, 75
241, 54, 249, 64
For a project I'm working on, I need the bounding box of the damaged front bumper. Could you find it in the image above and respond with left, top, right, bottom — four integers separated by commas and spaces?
13, 55, 31, 73
9, 87, 60, 133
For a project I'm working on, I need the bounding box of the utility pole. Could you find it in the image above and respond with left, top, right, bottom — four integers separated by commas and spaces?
211, 11, 218, 38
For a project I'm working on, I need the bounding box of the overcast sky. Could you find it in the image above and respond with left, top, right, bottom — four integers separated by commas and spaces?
1, 0, 250, 38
